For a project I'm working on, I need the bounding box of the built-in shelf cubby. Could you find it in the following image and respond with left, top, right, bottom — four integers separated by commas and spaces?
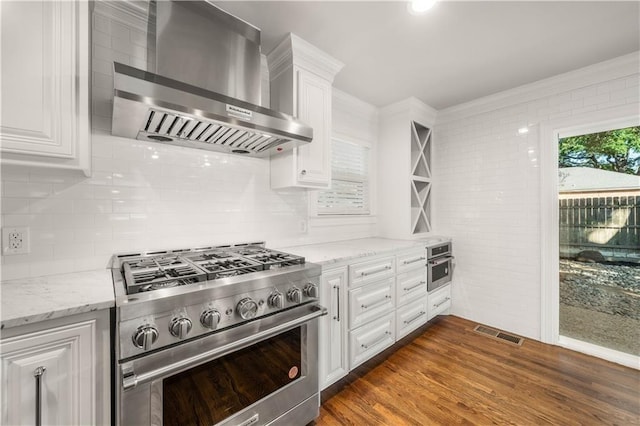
378, 98, 436, 240
410, 121, 432, 235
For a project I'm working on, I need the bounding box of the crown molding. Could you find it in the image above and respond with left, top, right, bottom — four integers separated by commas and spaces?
437, 51, 640, 125
94, 0, 149, 31
267, 33, 344, 82
379, 96, 437, 126
333, 88, 378, 121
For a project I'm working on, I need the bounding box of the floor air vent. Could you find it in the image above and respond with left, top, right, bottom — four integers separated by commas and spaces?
473, 325, 524, 346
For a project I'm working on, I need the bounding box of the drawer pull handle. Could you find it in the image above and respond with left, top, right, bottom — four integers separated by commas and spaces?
361, 331, 392, 349
34, 366, 46, 426
433, 297, 451, 308
402, 257, 425, 265
361, 295, 392, 310
333, 285, 340, 322
404, 311, 426, 325
403, 281, 426, 292
361, 265, 392, 277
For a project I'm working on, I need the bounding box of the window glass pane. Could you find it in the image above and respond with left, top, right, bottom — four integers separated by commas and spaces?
318, 139, 370, 215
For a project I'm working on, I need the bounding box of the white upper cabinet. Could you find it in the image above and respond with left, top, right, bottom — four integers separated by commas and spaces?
268, 34, 344, 189
0, 0, 91, 176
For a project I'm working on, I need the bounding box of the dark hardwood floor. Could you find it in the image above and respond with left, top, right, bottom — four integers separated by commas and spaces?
316, 315, 640, 425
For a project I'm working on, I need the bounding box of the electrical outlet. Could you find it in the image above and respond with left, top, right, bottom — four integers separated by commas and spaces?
299, 220, 308, 233
2, 227, 30, 255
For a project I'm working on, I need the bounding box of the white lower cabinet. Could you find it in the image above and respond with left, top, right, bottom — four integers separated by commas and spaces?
349, 313, 395, 370
1, 310, 110, 425
396, 298, 428, 339
319, 266, 349, 389
348, 277, 394, 329
318, 245, 450, 389
427, 284, 452, 320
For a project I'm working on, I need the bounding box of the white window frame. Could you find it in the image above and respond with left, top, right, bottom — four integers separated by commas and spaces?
309, 132, 376, 220
540, 103, 639, 369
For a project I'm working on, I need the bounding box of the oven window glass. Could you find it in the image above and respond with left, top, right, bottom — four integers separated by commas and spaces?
162, 327, 302, 425
432, 260, 450, 283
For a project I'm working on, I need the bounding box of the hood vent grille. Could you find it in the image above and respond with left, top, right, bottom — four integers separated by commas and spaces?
140, 110, 287, 154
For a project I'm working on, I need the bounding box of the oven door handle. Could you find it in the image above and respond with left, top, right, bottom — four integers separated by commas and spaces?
122, 305, 327, 390
429, 255, 454, 266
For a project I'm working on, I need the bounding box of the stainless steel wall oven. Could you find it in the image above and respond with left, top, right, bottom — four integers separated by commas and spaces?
110, 243, 325, 426
426, 241, 453, 292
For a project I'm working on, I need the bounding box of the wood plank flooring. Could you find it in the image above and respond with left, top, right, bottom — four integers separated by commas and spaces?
316, 315, 640, 425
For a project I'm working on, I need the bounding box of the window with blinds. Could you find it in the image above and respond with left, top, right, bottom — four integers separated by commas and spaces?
317, 139, 370, 215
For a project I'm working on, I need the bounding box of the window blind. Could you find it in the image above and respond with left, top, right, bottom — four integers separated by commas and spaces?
318, 139, 370, 215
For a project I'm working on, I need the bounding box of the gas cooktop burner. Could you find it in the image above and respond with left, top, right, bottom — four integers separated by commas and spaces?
114, 243, 306, 294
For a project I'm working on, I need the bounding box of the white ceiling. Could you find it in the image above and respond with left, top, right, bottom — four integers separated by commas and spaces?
215, 1, 640, 110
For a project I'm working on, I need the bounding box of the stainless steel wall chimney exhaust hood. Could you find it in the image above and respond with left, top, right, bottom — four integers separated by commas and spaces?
111, 1, 312, 157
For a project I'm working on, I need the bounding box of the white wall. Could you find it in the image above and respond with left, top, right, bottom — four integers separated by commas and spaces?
0, 4, 378, 280
434, 53, 640, 339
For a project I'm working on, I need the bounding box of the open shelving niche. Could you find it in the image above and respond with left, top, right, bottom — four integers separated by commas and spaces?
410, 121, 432, 235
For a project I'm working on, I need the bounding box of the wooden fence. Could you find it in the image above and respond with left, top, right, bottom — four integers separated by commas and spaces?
559, 194, 640, 260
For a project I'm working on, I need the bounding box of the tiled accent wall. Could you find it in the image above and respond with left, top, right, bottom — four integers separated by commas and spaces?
0, 5, 376, 280
434, 63, 639, 339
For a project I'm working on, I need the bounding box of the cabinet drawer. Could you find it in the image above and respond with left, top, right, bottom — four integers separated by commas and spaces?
349, 256, 395, 287
349, 313, 395, 369
396, 297, 428, 339
348, 278, 394, 330
396, 269, 427, 307
396, 249, 426, 274
427, 285, 451, 320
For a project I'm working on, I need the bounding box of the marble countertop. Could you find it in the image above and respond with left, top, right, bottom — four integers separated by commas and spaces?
1, 269, 115, 330
278, 237, 449, 266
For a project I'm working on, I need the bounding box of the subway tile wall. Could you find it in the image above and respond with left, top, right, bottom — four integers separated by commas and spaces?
0, 6, 376, 280
434, 71, 639, 339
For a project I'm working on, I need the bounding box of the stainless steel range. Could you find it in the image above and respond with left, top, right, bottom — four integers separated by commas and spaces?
110, 242, 325, 426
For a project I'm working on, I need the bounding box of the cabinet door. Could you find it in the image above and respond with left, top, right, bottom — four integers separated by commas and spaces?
295, 68, 332, 186
396, 249, 426, 274
396, 297, 428, 339
319, 267, 348, 389
427, 284, 452, 320
396, 268, 427, 307
348, 256, 395, 288
0, 0, 90, 175
349, 313, 395, 370
1, 320, 96, 425
348, 277, 394, 330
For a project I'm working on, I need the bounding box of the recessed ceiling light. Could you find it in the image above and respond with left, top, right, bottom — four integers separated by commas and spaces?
408, 0, 437, 15
518, 127, 529, 134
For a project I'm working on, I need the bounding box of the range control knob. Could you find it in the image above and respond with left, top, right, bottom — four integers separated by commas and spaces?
304, 283, 319, 298
169, 317, 193, 339
200, 309, 221, 329
268, 291, 285, 309
132, 325, 159, 350
287, 287, 302, 304
237, 298, 259, 320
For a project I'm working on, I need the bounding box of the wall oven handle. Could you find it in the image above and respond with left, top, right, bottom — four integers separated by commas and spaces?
429, 256, 454, 266
122, 305, 327, 390
403, 281, 426, 292
34, 366, 46, 426
361, 265, 392, 277
361, 295, 392, 310
333, 285, 340, 322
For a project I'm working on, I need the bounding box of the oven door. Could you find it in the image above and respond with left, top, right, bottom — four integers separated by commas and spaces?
118, 304, 325, 426
427, 255, 453, 292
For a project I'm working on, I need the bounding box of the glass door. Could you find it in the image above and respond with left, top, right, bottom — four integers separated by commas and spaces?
557, 125, 640, 357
